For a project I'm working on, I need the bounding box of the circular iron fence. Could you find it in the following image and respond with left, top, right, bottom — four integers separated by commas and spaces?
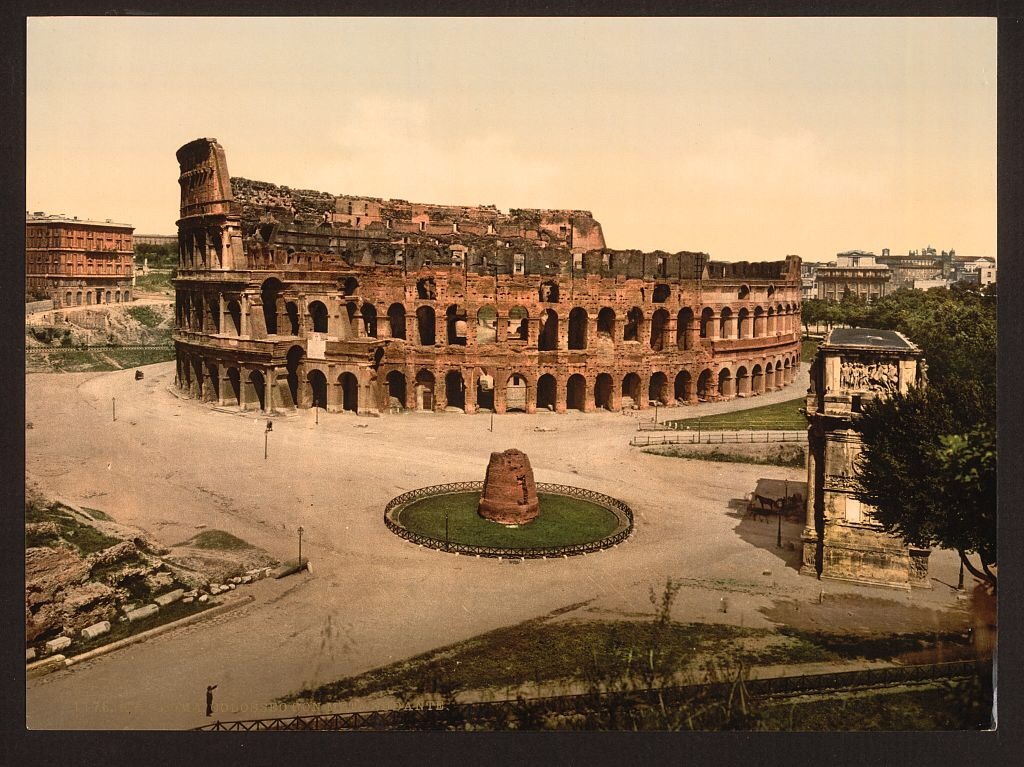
384, 481, 633, 559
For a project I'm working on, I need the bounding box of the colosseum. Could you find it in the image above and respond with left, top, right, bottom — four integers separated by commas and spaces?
172, 138, 803, 416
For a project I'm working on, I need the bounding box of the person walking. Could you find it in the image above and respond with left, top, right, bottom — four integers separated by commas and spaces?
205, 684, 218, 717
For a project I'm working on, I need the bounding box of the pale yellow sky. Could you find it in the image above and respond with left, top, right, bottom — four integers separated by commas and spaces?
26, 17, 996, 260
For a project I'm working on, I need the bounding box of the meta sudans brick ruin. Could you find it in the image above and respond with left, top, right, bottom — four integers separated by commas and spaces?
172, 138, 803, 415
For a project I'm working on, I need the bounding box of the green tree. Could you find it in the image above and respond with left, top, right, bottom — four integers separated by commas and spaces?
852, 286, 996, 589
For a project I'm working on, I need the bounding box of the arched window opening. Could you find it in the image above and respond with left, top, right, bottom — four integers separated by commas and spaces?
416, 277, 436, 300
308, 370, 328, 409
568, 308, 588, 350
674, 371, 693, 402
444, 371, 466, 410
718, 368, 734, 398
737, 308, 750, 339
566, 374, 587, 411
477, 305, 497, 344
624, 307, 643, 342
538, 309, 558, 351
340, 372, 359, 412
227, 300, 242, 336
308, 301, 329, 334
508, 306, 529, 341
621, 373, 641, 408
719, 307, 733, 339
677, 308, 694, 350
416, 306, 436, 346
652, 284, 670, 303
696, 369, 714, 400
385, 370, 407, 410
445, 305, 467, 346
343, 277, 359, 297
415, 369, 435, 411
594, 373, 613, 410
260, 278, 283, 335
650, 309, 669, 351
505, 373, 527, 412
285, 301, 299, 335
536, 374, 557, 410
388, 303, 406, 339
362, 303, 377, 337
597, 308, 615, 340
539, 281, 560, 303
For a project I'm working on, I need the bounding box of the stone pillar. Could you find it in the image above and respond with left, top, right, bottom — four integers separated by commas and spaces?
238, 370, 250, 410
404, 367, 417, 411
665, 317, 677, 350
557, 312, 569, 351
613, 316, 624, 346
406, 314, 418, 345
527, 317, 540, 347
554, 377, 567, 414
202, 366, 217, 402
240, 295, 250, 337
218, 294, 226, 336
496, 314, 508, 345
726, 313, 738, 339
583, 377, 596, 412
525, 380, 537, 414
708, 312, 720, 340
465, 369, 478, 414
494, 368, 507, 414
218, 368, 234, 406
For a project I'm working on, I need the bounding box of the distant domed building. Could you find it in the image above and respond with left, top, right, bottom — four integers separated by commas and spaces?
172, 138, 803, 416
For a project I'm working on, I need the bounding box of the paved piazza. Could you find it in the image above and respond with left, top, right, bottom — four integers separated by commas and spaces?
26, 362, 963, 729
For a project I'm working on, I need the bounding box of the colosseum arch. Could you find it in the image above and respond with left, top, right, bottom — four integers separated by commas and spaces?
226, 367, 241, 406
775, 359, 784, 387
766, 306, 776, 334
508, 306, 529, 341
597, 307, 615, 341
415, 369, 435, 410
446, 305, 467, 346
650, 309, 669, 351
652, 284, 671, 303
385, 370, 407, 409
444, 370, 466, 410
286, 345, 306, 407
719, 307, 733, 339
699, 307, 714, 338
753, 306, 766, 337
476, 369, 495, 411
568, 308, 588, 350
566, 374, 587, 411
738, 284, 750, 299
718, 368, 734, 398
308, 369, 328, 409
536, 374, 557, 410
594, 373, 613, 410
624, 307, 644, 342
538, 309, 559, 351
752, 364, 765, 394
343, 277, 359, 296
648, 372, 669, 405
247, 370, 266, 411
539, 280, 560, 303
416, 306, 436, 346
736, 366, 750, 396
362, 303, 378, 337
340, 371, 359, 412
737, 308, 750, 339
505, 372, 528, 412
205, 361, 220, 402
308, 301, 329, 334
696, 368, 714, 400
621, 372, 641, 406
388, 303, 406, 339
674, 370, 693, 402
477, 305, 497, 344
416, 277, 436, 300
260, 278, 284, 334
677, 308, 694, 350
227, 300, 242, 336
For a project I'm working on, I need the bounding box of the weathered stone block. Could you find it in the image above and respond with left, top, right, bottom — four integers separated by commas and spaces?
153, 589, 184, 607
26, 647, 37, 662
198, 594, 209, 604
80, 621, 111, 640
45, 636, 71, 654
125, 604, 159, 622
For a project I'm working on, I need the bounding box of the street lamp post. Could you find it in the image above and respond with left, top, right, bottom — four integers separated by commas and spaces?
264, 420, 272, 460
298, 525, 304, 569
444, 510, 449, 551
112, 397, 116, 422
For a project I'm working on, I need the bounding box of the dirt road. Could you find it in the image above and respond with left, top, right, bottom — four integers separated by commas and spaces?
25, 363, 964, 729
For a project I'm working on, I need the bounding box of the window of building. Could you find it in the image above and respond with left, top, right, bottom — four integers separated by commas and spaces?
513, 253, 525, 275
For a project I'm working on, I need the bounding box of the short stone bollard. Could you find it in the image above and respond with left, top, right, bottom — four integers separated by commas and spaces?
154, 589, 185, 607
26, 647, 37, 662
45, 636, 72, 654
126, 604, 159, 622
81, 621, 111, 641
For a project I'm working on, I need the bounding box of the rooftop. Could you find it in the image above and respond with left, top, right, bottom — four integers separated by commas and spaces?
823, 327, 917, 352
26, 212, 133, 229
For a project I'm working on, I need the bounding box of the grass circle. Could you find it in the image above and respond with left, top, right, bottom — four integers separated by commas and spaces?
399, 492, 619, 548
